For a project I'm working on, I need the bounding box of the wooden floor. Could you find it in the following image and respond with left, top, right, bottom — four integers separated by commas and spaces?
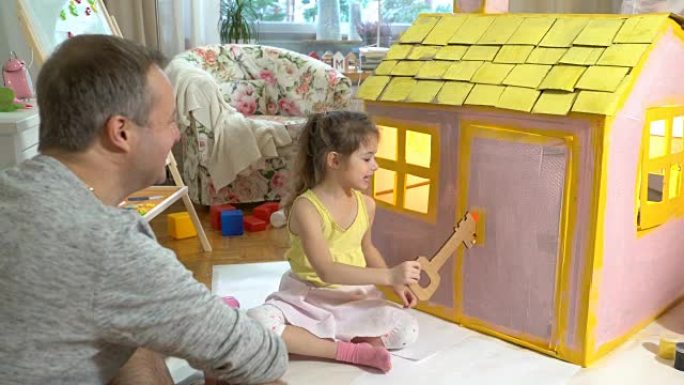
149, 201, 289, 288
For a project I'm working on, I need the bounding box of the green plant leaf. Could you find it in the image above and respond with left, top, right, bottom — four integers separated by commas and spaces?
218, 0, 257, 43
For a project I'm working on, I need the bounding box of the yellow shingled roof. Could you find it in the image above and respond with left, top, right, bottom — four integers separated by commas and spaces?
357, 13, 682, 116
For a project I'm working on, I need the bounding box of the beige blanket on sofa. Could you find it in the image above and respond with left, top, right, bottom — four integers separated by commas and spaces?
166, 60, 292, 190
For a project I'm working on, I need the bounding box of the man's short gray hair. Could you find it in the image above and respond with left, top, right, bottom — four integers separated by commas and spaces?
37, 35, 166, 152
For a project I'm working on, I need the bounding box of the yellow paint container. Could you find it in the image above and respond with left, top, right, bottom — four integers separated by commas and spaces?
658, 335, 679, 360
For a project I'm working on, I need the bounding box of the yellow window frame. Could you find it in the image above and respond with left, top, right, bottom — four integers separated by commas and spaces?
372, 118, 440, 223
638, 107, 684, 230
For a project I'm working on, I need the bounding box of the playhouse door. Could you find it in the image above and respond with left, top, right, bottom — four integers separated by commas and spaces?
459, 125, 569, 348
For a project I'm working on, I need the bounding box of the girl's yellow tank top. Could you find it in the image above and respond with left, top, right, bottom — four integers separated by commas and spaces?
286, 189, 369, 287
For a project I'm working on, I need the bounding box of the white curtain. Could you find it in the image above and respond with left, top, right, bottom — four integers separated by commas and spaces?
619, 0, 684, 13
104, 0, 220, 58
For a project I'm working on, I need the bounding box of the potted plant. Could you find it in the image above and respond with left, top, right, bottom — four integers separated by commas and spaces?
218, 0, 257, 44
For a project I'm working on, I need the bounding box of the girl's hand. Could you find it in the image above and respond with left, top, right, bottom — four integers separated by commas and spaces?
393, 285, 418, 308
389, 261, 421, 286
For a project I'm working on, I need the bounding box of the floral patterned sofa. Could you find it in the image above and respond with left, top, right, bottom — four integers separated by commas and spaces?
170, 44, 352, 205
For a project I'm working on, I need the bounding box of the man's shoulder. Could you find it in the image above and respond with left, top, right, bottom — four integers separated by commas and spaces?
0, 156, 71, 201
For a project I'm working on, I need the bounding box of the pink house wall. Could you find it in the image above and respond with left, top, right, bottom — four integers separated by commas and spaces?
596, 28, 684, 347
367, 103, 599, 352
370, 106, 462, 308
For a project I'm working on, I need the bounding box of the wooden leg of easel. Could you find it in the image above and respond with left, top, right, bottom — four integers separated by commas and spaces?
181, 193, 212, 252
166, 153, 212, 252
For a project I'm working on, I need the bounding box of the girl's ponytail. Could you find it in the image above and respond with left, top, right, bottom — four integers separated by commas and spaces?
282, 113, 321, 212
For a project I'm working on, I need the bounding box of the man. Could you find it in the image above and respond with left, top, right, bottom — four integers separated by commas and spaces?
0, 35, 287, 384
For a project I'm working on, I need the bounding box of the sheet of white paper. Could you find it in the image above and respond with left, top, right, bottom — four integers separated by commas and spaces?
353, 336, 579, 385
212, 261, 290, 310
172, 262, 683, 385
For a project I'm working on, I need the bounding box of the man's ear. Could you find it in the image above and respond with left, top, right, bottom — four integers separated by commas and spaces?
102, 115, 133, 153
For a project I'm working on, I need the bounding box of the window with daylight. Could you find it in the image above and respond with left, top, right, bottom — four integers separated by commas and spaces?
372, 123, 438, 220
253, 0, 454, 46
638, 107, 684, 230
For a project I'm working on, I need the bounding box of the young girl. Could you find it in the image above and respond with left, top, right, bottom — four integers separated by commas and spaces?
247, 111, 421, 373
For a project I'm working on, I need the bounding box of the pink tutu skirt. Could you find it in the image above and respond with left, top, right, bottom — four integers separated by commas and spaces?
265, 271, 404, 341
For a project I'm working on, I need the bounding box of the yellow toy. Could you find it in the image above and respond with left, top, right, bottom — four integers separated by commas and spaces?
167, 212, 197, 240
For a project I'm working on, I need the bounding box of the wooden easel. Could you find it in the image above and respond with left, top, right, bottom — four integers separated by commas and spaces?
129, 154, 212, 252
16, 0, 212, 252
167, 154, 211, 251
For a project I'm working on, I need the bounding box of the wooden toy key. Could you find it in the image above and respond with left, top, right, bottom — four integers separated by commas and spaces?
409, 212, 478, 302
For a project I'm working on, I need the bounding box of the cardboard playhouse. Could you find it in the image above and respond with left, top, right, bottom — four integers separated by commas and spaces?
358, 12, 684, 366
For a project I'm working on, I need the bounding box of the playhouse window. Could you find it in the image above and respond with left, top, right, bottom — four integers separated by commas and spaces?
404, 174, 430, 213
376, 125, 398, 161
672, 117, 684, 154
405, 130, 432, 168
638, 108, 684, 230
374, 168, 397, 205
647, 170, 664, 202
648, 120, 667, 158
373, 123, 438, 219
670, 164, 681, 200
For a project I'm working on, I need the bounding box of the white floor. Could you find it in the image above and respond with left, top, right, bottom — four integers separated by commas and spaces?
168, 262, 684, 385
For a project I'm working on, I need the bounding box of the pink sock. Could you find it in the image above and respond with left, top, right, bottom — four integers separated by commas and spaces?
221, 296, 240, 309
335, 341, 391, 372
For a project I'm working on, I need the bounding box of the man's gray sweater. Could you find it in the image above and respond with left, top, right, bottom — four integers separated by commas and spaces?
0, 155, 287, 384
